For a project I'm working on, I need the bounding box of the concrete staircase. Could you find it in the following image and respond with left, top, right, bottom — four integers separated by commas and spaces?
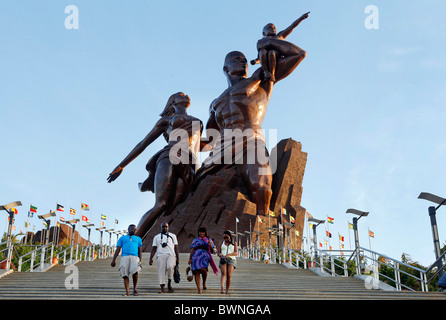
0, 253, 444, 300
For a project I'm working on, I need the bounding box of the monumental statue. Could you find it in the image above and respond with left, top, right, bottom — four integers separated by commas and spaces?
107, 12, 310, 248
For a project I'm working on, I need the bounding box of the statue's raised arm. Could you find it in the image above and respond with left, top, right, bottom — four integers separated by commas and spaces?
256, 36, 307, 83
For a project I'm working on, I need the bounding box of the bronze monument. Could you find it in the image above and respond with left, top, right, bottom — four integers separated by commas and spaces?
108, 13, 310, 248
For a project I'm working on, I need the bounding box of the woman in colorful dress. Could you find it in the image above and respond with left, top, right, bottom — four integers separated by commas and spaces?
189, 227, 218, 293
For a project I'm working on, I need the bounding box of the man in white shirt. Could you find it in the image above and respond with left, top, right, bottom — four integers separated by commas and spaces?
149, 222, 179, 293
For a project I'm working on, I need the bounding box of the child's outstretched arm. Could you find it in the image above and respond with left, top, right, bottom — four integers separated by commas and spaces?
276, 11, 310, 39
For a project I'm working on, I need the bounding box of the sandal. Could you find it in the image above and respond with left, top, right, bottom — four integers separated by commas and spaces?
133, 290, 139, 296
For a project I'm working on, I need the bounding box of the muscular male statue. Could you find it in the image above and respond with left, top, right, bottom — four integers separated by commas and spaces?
198, 28, 307, 217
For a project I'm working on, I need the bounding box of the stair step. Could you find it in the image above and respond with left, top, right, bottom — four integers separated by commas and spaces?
0, 252, 444, 300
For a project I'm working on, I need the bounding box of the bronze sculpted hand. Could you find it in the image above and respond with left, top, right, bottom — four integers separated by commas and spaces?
299, 11, 310, 21
107, 166, 123, 183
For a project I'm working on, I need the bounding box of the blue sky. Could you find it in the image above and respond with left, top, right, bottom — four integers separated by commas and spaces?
1, 0, 445, 267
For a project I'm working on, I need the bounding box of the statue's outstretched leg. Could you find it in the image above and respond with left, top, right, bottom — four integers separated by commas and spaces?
136, 158, 175, 238
241, 162, 272, 216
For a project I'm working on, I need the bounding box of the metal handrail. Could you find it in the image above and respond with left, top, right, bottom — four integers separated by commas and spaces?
424, 251, 446, 284
17, 242, 55, 272
347, 246, 430, 291
0, 240, 14, 270
283, 247, 307, 269
57, 243, 79, 265
312, 249, 351, 276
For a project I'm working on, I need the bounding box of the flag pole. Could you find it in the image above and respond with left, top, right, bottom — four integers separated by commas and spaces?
368, 227, 372, 251
280, 205, 283, 248
327, 215, 331, 249
235, 217, 238, 247
306, 214, 311, 254
25, 212, 30, 244
79, 204, 83, 243
348, 221, 352, 250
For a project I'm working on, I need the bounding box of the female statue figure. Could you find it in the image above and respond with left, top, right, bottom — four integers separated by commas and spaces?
107, 92, 202, 238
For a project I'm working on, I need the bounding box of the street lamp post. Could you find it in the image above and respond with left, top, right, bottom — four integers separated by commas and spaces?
83, 223, 95, 261
95, 227, 106, 258
105, 229, 114, 257
346, 209, 369, 275
82, 223, 95, 245
38, 211, 57, 245
66, 219, 80, 245
0, 201, 22, 270
418, 192, 446, 277
283, 222, 293, 249
308, 217, 325, 262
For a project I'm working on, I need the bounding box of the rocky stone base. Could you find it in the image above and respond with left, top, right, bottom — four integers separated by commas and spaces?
141, 138, 307, 253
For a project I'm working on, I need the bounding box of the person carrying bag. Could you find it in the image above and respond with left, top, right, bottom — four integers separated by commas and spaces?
218, 230, 238, 294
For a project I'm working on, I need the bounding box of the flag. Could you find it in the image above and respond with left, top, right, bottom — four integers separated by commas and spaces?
30, 205, 37, 213
295, 230, 300, 236
70, 208, 76, 215
235, 217, 239, 223
340, 243, 345, 249
57, 221, 60, 227
369, 230, 375, 238
81, 203, 90, 211
115, 219, 119, 224
258, 216, 264, 224
327, 217, 334, 224
43, 221, 47, 228
306, 212, 313, 219
28, 211, 34, 218
24, 221, 29, 228
281, 207, 287, 215
290, 215, 295, 224
56, 204, 64, 212
60, 217, 65, 222
10, 208, 18, 215
319, 242, 322, 247
81, 215, 89, 222
101, 214, 107, 220
309, 223, 313, 229
348, 222, 354, 229
326, 231, 332, 238
339, 235, 344, 241
100, 221, 104, 226
269, 210, 275, 217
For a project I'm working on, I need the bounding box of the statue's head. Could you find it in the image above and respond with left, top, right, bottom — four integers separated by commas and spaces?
262, 23, 277, 37
160, 92, 190, 117
223, 51, 248, 78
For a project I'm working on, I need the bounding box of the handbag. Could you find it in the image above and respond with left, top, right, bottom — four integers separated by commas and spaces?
186, 266, 193, 282
219, 242, 230, 265
174, 264, 181, 283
